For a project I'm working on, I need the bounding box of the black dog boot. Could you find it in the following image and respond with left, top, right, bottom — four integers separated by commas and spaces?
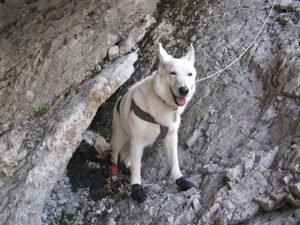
176, 176, 196, 191
131, 184, 147, 203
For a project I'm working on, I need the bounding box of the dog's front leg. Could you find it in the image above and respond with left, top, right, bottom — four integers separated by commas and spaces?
163, 131, 182, 180
163, 132, 196, 191
130, 139, 147, 203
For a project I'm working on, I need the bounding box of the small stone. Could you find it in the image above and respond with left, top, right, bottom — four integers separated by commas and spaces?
281, 175, 293, 185
165, 215, 174, 224
96, 64, 101, 72
270, 190, 287, 203
222, 199, 235, 210
209, 109, 218, 116
192, 197, 201, 211
202, 164, 223, 175
95, 136, 110, 154
256, 197, 279, 211
291, 183, 300, 198
241, 156, 254, 173
285, 163, 300, 173
285, 194, 300, 207
226, 165, 242, 181
58, 198, 68, 205
108, 46, 119, 60
107, 208, 113, 214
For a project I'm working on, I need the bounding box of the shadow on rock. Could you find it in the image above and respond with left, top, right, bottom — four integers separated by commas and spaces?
67, 140, 109, 201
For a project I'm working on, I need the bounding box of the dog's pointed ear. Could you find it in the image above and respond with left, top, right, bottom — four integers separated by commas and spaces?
181, 44, 195, 64
159, 43, 172, 63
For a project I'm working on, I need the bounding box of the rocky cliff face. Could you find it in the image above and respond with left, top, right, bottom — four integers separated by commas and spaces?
0, 0, 158, 224
1, 0, 300, 224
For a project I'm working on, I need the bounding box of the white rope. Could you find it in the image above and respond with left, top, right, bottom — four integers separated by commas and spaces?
196, 0, 276, 83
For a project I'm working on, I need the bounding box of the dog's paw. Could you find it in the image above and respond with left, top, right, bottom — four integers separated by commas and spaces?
106, 163, 118, 177
131, 184, 147, 203
176, 176, 196, 191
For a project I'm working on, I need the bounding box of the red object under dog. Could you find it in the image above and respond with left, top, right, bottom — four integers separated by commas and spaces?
106, 163, 118, 176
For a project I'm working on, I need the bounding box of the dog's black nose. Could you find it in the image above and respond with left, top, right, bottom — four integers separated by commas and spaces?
179, 86, 189, 96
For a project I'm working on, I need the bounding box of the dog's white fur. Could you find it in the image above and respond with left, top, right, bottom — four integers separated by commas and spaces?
110, 43, 196, 186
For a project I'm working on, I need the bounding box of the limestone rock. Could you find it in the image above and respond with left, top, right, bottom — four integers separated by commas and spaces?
108, 46, 119, 60
291, 183, 300, 198
0, 52, 138, 225
0, 0, 158, 193
95, 136, 111, 155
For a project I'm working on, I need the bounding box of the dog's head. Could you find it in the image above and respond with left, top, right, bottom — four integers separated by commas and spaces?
155, 43, 197, 108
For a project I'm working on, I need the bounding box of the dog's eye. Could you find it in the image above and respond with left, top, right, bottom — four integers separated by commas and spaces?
170, 71, 177, 75
187, 73, 193, 76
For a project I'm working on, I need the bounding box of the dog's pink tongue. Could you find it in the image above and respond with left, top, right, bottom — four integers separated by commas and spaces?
176, 97, 186, 106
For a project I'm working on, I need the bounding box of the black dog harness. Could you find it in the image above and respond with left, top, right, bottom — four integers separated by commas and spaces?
116, 89, 169, 140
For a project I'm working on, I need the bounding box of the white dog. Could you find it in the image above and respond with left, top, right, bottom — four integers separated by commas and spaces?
107, 43, 197, 203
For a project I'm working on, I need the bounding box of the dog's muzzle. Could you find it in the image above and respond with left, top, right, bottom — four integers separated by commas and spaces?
170, 86, 188, 106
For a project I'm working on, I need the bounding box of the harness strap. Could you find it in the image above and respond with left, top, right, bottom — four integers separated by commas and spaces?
157, 125, 169, 140
116, 89, 169, 140
116, 98, 122, 114
131, 100, 169, 140
130, 100, 156, 124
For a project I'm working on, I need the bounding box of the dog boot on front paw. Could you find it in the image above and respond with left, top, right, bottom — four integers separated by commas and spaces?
131, 184, 147, 203
176, 176, 196, 191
